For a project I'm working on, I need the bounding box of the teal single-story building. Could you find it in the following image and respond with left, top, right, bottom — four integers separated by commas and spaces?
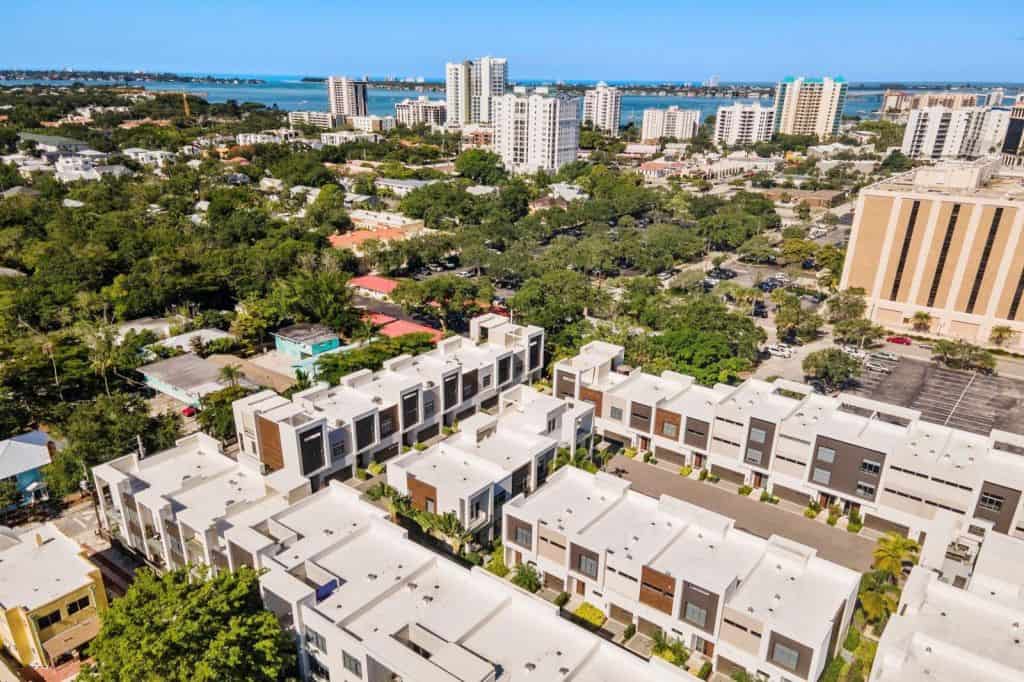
0, 430, 54, 508
272, 323, 341, 360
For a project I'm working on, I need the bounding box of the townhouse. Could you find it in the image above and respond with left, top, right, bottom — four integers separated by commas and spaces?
555, 341, 1024, 545
0, 524, 109, 669
254, 482, 696, 682
502, 467, 860, 682
871, 522, 1024, 681
386, 385, 594, 541
233, 314, 546, 489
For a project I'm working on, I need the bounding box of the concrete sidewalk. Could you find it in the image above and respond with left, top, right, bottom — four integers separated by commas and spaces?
607, 455, 876, 573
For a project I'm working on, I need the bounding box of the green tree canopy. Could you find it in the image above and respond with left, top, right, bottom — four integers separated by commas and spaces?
79, 566, 295, 682
454, 149, 507, 185
802, 348, 861, 392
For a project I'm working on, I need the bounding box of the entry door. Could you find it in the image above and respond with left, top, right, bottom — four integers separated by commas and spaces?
752, 472, 765, 488
575, 579, 586, 596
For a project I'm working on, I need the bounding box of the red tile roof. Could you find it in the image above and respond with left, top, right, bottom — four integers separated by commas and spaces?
364, 312, 397, 326
379, 320, 443, 343
349, 275, 399, 295
329, 229, 406, 249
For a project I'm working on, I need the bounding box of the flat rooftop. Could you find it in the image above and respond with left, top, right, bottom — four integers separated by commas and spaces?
505, 468, 628, 536
139, 353, 227, 392
0, 524, 95, 612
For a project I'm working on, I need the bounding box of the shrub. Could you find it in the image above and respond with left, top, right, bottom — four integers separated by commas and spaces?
846, 660, 865, 682
738, 485, 753, 496
355, 468, 369, 481
367, 461, 385, 477
623, 623, 636, 640
365, 482, 388, 501
511, 564, 541, 593
485, 548, 510, 578
623, 447, 638, 459
554, 591, 570, 608
573, 602, 607, 630
465, 551, 483, 566
808, 499, 822, 513
760, 491, 779, 504
698, 661, 712, 680
843, 626, 861, 652
413, 441, 427, 451
707, 473, 720, 483
827, 507, 841, 526
855, 638, 878, 672
804, 507, 819, 519
442, 425, 454, 436
820, 657, 846, 682
699, 468, 709, 481
847, 520, 863, 533
679, 465, 693, 477
642, 451, 656, 464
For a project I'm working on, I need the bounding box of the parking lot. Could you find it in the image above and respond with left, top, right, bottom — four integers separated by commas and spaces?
849, 356, 1024, 436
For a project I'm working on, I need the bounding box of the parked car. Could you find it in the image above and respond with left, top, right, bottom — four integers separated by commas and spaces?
886, 336, 912, 346
865, 362, 892, 374
181, 406, 198, 417
870, 351, 899, 362
707, 267, 736, 280
765, 344, 792, 358
840, 346, 867, 359
657, 270, 675, 282
751, 301, 768, 318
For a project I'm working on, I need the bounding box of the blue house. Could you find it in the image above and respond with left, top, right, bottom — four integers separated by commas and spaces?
0, 431, 54, 508
272, 323, 341, 361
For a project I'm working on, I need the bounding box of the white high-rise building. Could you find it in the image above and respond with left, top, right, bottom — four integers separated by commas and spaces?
327, 76, 368, 118
901, 106, 1011, 160
640, 106, 701, 142
773, 76, 847, 139
582, 82, 621, 136
493, 87, 579, 174
714, 102, 776, 146
987, 87, 1006, 106
445, 56, 508, 127
287, 110, 337, 129
394, 96, 447, 127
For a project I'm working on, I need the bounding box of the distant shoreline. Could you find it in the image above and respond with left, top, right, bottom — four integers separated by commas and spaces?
0, 69, 264, 85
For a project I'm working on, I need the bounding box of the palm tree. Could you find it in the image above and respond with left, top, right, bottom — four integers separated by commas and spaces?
382, 488, 410, 524
859, 571, 900, 623
218, 364, 243, 388
872, 533, 919, 581
911, 311, 932, 332
990, 325, 1015, 348
435, 511, 472, 556
75, 317, 119, 396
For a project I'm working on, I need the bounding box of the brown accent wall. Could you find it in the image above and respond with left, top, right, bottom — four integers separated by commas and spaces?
772, 483, 811, 506
504, 515, 533, 550
744, 417, 776, 470
655, 409, 682, 442
809, 435, 885, 502
609, 603, 634, 624
767, 631, 813, 680
462, 368, 479, 400
863, 514, 910, 537
930, 202, 976, 310
407, 475, 438, 513
639, 566, 676, 615
846, 195, 896, 291
973, 480, 1022, 534
680, 581, 719, 635
579, 386, 603, 417
556, 371, 576, 399
684, 417, 710, 451
569, 542, 600, 580
256, 415, 284, 472
630, 402, 652, 433
355, 414, 375, 451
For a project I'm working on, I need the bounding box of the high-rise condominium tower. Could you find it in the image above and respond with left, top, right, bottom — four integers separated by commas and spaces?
640, 107, 701, 142
327, 76, 368, 118
445, 56, 508, 126
714, 102, 776, 146
493, 87, 579, 174
582, 82, 622, 136
773, 76, 847, 139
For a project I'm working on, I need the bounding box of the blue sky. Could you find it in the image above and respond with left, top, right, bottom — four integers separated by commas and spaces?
4, 1, 1023, 82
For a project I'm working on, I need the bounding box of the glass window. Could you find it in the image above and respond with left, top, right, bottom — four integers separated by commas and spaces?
423, 393, 436, 418
812, 468, 831, 486
610, 407, 623, 421
856, 481, 876, 498
309, 656, 331, 681
36, 610, 62, 629
515, 526, 532, 548
482, 374, 492, 388
663, 422, 678, 438
750, 427, 767, 444
342, 651, 363, 677
816, 446, 836, 463
979, 492, 1004, 513
578, 554, 599, 578
305, 627, 326, 652
771, 642, 800, 671
66, 595, 90, 615
547, 418, 557, 434
745, 448, 763, 465
684, 602, 708, 627
860, 460, 881, 476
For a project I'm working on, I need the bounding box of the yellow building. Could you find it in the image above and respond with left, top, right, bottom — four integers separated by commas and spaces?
841, 159, 1024, 347
0, 523, 108, 669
